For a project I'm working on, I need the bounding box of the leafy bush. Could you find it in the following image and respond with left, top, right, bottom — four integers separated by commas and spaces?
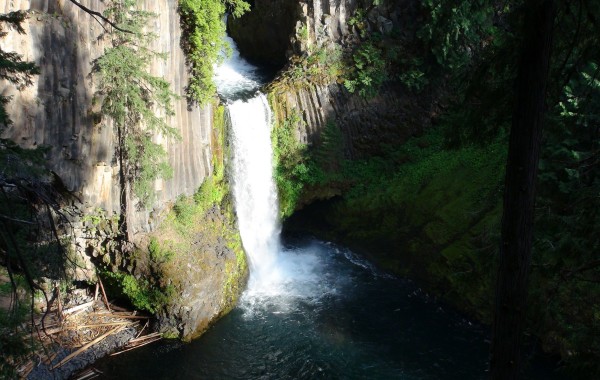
417, 0, 495, 70
344, 42, 387, 98
178, 0, 249, 104
148, 237, 175, 265
271, 111, 313, 218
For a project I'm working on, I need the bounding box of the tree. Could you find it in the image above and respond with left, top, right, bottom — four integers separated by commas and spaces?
93, 0, 180, 240
490, 1, 556, 378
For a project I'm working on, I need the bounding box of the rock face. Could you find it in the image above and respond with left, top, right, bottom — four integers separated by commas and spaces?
1, 1, 246, 340
1, 0, 212, 238
268, 81, 431, 159
232, 0, 428, 158
227, 0, 297, 66
154, 205, 248, 340
228, 0, 413, 61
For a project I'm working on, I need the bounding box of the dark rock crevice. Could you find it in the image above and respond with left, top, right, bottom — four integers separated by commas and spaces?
227, 0, 298, 67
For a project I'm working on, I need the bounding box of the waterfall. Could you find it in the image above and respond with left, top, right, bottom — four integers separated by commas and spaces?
214, 23, 281, 288
228, 94, 281, 286
216, 23, 319, 305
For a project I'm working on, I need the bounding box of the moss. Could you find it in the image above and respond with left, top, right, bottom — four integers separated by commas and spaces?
97, 101, 248, 336
100, 270, 173, 314
151, 144, 247, 311
283, 127, 507, 322
221, 239, 247, 315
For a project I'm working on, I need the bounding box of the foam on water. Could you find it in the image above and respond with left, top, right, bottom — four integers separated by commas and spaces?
239, 244, 337, 317
214, 24, 262, 99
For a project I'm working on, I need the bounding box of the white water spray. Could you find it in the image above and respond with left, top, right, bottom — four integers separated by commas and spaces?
215, 24, 323, 310
214, 21, 263, 100
228, 95, 281, 286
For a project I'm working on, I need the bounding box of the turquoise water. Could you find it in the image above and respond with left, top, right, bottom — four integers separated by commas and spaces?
94, 236, 564, 379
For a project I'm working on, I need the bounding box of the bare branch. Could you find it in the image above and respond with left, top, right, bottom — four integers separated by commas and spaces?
67, 0, 132, 34
0, 213, 35, 225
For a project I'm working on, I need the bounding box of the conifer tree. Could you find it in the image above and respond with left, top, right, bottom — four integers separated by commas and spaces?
93, 0, 179, 231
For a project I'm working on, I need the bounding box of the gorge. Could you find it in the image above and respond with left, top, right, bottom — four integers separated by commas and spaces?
1, 0, 598, 379
92, 34, 560, 379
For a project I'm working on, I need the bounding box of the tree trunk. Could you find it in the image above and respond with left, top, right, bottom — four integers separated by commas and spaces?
116, 124, 131, 243
490, 1, 555, 379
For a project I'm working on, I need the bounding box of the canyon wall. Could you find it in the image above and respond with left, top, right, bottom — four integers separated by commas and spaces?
1, 0, 248, 340
1, 0, 212, 237
230, 0, 428, 158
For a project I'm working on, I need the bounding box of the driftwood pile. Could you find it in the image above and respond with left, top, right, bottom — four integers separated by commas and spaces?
14, 281, 161, 379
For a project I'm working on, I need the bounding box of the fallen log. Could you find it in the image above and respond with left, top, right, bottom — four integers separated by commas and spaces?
97, 278, 112, 313
110, 336, 162, 356
93, 312, 150, 319
71, 321, 135, 330
73, 367, 103, 380
63, 301, 95, 315
127, 332, 161, 344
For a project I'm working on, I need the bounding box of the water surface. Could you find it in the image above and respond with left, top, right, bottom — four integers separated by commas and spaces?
96, 237, 497, 379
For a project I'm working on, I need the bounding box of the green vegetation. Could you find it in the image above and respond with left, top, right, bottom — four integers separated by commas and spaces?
0, 297, 31, 378
102, 269, 174, 314
270, 108, 346, 219
94, 0, 179, 208
178, 0, 250, 104
343, 41, 387, 98
102, 102, 246, 322
417, 0, 495, 70
99, 159, 243, 315
269, 0, 600, 373
0, 0, 252, 361
325, 130, 506, 321
278, 6, 419, 97
271, 110, 311, 218
276, 44, 344, 88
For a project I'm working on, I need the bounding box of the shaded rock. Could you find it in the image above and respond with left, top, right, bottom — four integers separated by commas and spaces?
267, 81, 431, 159
227, 0, 298, 66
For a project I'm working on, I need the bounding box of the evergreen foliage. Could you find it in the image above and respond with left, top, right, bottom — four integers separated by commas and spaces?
178, 0, 249, 105
94, 0, 179, 207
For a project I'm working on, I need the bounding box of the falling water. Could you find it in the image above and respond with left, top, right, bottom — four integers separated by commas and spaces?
214, 25, 281, 289
93, 24, 561, 380
228, 95, 281, 286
